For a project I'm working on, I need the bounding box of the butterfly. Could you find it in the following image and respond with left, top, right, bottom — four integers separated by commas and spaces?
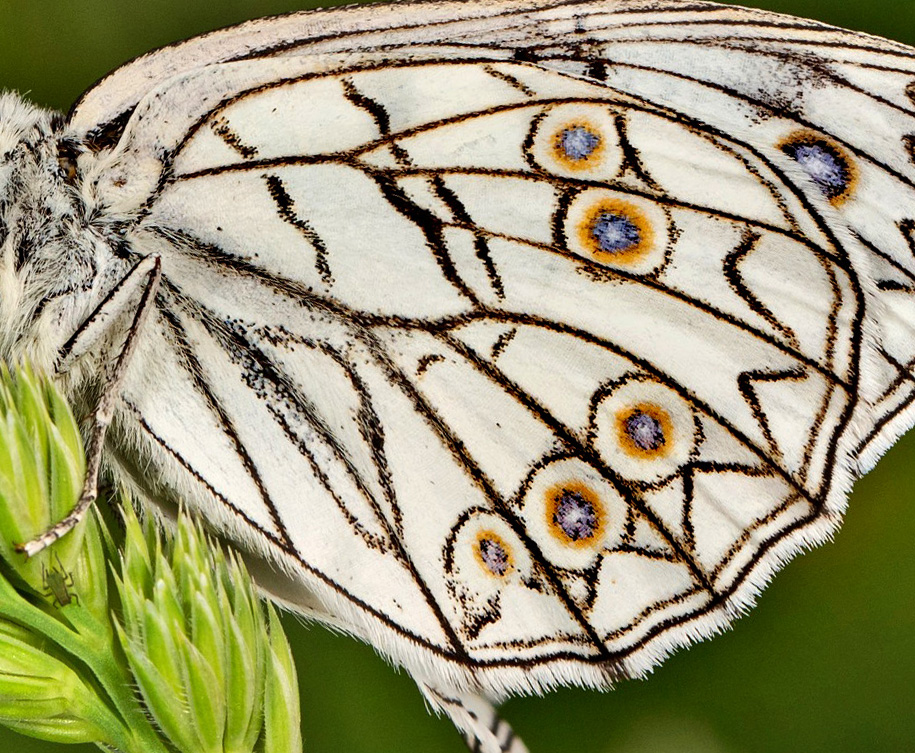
1, 1, 914, 752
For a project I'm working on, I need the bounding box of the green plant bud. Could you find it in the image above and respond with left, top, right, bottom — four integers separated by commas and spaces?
0, 363, 303, 753
116, 505, 298, 752
224, 556, 267, 752
0, 617, 112, 745
0, 364, 87, 590
115, 618, 198, 751
262, 605, 302, 753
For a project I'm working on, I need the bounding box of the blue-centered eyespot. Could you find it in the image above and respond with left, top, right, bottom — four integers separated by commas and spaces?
779, 131, 857, 205
530, 104, 623, 179
564, 189, 670, 274
546, 482, 606, 546
520, 458, 627, 570
474, 530, 514, 577
619, 404, 671, 457
592, 375, 698, 484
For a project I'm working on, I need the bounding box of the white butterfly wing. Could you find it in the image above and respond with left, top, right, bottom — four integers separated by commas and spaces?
71, 0, 915, 473
63, 0, 915, 748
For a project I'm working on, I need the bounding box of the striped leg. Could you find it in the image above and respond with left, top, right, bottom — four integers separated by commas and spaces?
16, 255, 162, 557
420, 682, 528, 753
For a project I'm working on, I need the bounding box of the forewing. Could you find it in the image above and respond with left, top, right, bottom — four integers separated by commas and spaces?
70, 0, 915, 472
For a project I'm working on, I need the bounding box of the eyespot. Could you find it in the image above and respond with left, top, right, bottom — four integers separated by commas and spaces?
446, 512, 532, 599
779, 131, 857, 205
591, 375, 698, 484
617, 403, 673, 459
545, 482, 606, 547
582, 199, 651, 259
520, 458, 627, 570
530, 104, 623, 179
474, 530, 514, 577
563, 189, 670, 274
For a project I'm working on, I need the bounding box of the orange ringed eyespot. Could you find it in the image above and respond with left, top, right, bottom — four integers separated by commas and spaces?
474, 530, 514, 577
576, 198, 654, 265
616, 402, 673, 459
778, 131, 857, 205
544, 482, 606, 547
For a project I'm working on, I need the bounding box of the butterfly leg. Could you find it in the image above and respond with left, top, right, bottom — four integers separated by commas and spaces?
16, 255, 162, 557
420, 682, 528, 753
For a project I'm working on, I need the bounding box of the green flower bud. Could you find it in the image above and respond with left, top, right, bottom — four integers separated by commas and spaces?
0, 363, 87, 589
263, 605, 302, 753
116, 506, 300, 753
0, 365, 109, 626
0, 617, 110, 744
0, 364, 302, 753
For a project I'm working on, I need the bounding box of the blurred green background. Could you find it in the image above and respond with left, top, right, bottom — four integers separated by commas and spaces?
0, 1, 913, 751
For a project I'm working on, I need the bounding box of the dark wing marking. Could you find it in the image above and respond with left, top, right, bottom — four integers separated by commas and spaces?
265, 175, 333, 285
723, 231, 799, 347
211, 117, 259, 159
